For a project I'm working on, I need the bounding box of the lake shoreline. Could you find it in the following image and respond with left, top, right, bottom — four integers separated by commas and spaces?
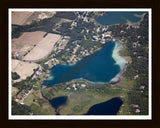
109, 42, 128, 83
42, 42, 128, 89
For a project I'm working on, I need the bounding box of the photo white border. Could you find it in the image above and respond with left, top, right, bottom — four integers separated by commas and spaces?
8, 8, 152, 120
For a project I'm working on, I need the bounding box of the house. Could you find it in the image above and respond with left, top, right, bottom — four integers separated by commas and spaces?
16, 93, 22, 100
133, 41, 140, 48
138, 56, 142, 59
44, 61, 49, 65
71, 21, 77, 27
102, 27, 107, 32
72, 84, 76, 88
133, 52, 137, 55
83, 17, 89, 22
102, 32, 111, 37
112, 39, 116, 42
120, 30, 126, 33
15, 52, 19, 57
135, 109, 140, 113
96, 27, 100, 33
134, 74, 139, 79
92, 35, 99, 41
66, 87, 71, 90
132, 104, 139, 108
64, 36, 70, 39
81, 84, 86, 88
133, 42, 138, 48
86, 29, 89, 33
140, 85, 145, 89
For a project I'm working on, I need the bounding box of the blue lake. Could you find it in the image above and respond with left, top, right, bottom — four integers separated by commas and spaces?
43, 42, 121, 86
86, 97, 123, 115
49, 96, 67, 109
95, 12, 146, 26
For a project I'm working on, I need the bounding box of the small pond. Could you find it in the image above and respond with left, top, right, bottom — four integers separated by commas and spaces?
86, 97, 123, 115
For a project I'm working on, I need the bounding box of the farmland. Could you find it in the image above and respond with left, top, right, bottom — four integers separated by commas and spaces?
12, 12, 34, 25
12, 11, 56, 25
12, 31, 46, 58
23, 33, 61, 62
12, 59, 39, 82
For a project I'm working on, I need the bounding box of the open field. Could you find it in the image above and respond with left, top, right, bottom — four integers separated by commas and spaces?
12, 86, 19, 97
42, 80, 126, 115
23, 86, 56, 115
23, 33, 61, 62
42, 75, 136, 115
12, 31, 46, 57
12, 11, 56, 25
12, 12, 34, 25
12, 59, 39, 82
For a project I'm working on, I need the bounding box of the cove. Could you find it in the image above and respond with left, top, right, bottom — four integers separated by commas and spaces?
43, 42, 127, 86
95, 12, 146, 26
86, 97, 123, 115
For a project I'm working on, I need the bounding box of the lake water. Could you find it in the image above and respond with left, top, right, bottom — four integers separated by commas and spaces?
43, 42, 123, 86
49, 96, 67, 109
95, 12, 146, 26
86, 97, 123, 115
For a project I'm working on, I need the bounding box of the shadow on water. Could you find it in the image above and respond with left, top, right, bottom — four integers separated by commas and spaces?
85, 97, 123, 115
49, 96, 67, 115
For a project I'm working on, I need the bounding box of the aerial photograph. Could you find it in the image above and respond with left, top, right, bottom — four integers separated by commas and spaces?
9, 9, 151, 119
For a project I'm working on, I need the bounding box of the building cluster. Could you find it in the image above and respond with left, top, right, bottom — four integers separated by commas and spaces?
32, 65, 43, 80
54, 36, 70, 52
14, 51, 20, 57
80, 50, 89, 56
16, 88, 33, 105
132, 104, 141, 113
71, 12, 90, 30
44, 58, 59, 67
132, 41, 141, 48
66, 83, 87, 91
92, 30, 112, 44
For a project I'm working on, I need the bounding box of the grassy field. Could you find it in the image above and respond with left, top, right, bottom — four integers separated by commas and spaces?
112, 77, 136, 115
23, 84, 56, 115
119, 45, 132, 64
111, 76, 135, 90
42, 77, 134, 115
12, 87, 19, 97
23, 92, 35, 106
